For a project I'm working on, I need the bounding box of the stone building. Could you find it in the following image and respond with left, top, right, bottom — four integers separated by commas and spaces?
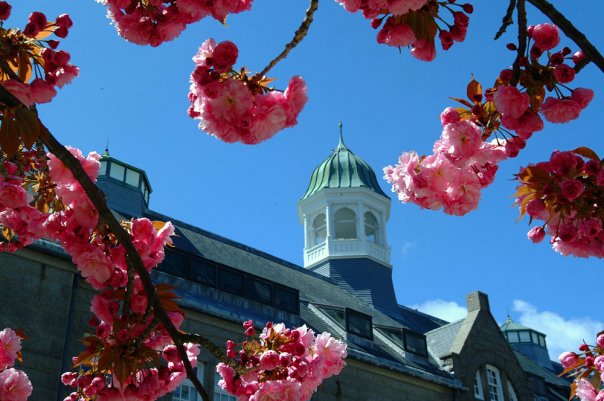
0, 134, 569, 401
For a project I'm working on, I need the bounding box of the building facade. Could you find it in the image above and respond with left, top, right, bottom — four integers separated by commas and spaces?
0, 137, 569, 401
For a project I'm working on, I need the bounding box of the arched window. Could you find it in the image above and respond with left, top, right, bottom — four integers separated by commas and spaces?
313, 214, 327, 245
474, 370, 484, 400
486, 365, 504, 401
334, 208, 357, 239
507, 382, 518, 401
364, 212, 379, 243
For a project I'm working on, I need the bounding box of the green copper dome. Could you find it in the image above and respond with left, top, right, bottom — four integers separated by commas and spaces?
302, 129, 388, 200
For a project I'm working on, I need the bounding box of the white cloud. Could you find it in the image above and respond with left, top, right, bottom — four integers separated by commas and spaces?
412, 299, 467, 323
401, 241, 415, 255
512, 299, 603, 360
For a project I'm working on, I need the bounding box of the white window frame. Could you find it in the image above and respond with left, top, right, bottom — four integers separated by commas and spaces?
474, 369, 485, 400
507, 382, 518, 401
172, 363, 205, 401
214, 371, 237, 401
486, 365, 504, 401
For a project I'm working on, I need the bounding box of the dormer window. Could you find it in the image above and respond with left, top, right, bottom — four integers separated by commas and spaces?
335, 208, 357, 239
345, 308, 373, 340
313, 214, 327, 245
364, 211, 379, 243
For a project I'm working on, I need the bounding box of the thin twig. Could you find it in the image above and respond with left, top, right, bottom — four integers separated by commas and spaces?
180, 333, 231, 365
526, 0, 604, 73
511, 0, 527, 86
0, 84, 211, 401
258, 0, 319, 78
494, 0, 517, 40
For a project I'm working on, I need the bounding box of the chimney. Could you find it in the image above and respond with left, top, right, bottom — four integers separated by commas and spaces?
466, 291, 490, 313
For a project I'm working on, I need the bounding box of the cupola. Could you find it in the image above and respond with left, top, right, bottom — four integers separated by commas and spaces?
500, 317, 552, 370
298, 124, 397, 313
96, 150, 152, 217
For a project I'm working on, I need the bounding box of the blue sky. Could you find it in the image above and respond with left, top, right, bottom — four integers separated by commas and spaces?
11, 1, 604, 358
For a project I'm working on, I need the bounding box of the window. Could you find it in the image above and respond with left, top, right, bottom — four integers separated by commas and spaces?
486, 365, 504, 401
173, 364, 204, 401
313, 214, 327, 245
188, 259, 216, 286
346, 309, 373, 339
159, 250, 186, 276
320, 306, 345, 327
364, 212, 379, 243
519, 331, 531, 342
247, 278, 272, 305
217, 268, 244, 295
506, 331, 519, 343
334, 208, 357, 239
274, 286, 299, 314
109, 162, 125, 181
507, 382, 518, 401
474, 370, 484, 400
125, 169, 140, 187
214, 372, 236, 401
404, 330, 427, 356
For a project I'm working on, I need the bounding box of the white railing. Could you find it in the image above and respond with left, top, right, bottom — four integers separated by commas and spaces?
304, 238, 390, 266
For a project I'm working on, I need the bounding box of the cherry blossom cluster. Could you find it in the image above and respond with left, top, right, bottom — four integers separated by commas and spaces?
188, 39, 308, 144
334, 0, 473, 61
515, 149, 604, 258
61, 338, 199, 401
0, 146, 200, 401
0, 328, 32, 401
384, 107, 507, 215
495, 23, 594, 127
0, 3, 78, 107
558, 333, 604, 401
96, 0, 252, 47
216, 321, 347, 401
384, 22, 595, 217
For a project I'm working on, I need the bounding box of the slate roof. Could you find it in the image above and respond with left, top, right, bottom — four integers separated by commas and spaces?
512, 351, 570, 388
143, 209, 462, 389
425, 319, 465, 362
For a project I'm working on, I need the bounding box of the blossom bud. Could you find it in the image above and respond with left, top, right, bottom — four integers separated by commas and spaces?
558, 351, 578, 368
0, 1, 11, 20
527, 227, 545, 243
553, 64, 575, 84
462, 4, 473, 13
579, 343, 590, 352
29, 11, 48, 29
245, 326, 256, 337
586, 356, 595, 367
370, 18, 382, 29
54, 26, 69, 38
440, 107, 460, 125
573, 51, 586, 65
532, 23, 560, 50
117, 329, 129, 342
597, 334, 604, 349
259, 350, 280, 371
56, 14, 73, 28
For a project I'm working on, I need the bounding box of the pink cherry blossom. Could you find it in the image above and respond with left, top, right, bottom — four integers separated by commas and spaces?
410, 39, 436, 62
540, 97, 581, 123
531, 23, 560, 50
0, 368, 32, 401
571, 88, 595, 109
527, 226, 545, 243
0, 329, 21, 371
493, 86, 530, 119
388, 0, 428, 15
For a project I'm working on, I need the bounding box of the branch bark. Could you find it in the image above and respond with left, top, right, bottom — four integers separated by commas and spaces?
526, 0, 604, 73
258, 0, 319, 78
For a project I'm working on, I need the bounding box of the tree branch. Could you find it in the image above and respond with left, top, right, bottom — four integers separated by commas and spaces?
258, 0, 319, 78
511, 0, 527, 86
0, 85, 211, 401
494, 0, 517, 40
526, 0, 604, 73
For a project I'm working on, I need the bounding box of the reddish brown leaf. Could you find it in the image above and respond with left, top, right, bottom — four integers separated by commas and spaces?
572, 146, 600, 161
466, 76, 483, 102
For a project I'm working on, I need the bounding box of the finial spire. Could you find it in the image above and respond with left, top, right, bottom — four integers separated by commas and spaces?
337, 121, 345, 148
103, 138, 110, 157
